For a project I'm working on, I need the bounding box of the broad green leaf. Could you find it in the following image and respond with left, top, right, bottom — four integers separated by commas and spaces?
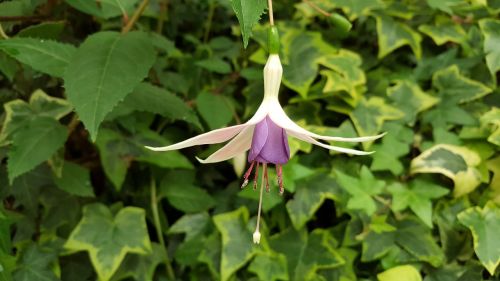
425, 0, 463, 13
7, 117, 67, 184
12, 244, 58, 281
169, 212, 210, 241
370, 134, 409, 175
388, 180, 449, 227
0, 37, 76, 77
109, 82, 200, 128
160, 176, 215, 213
196, 58, 232, 74
110, 243, 166, 281
198, 232, 222, 279
335, 166, 385, 215
316, 247, 357, 281
487, 156, 500, 203
248, 252, 288, 281
0, 52, 18, 81
375, 15, 422, 59
270, 228, 344, 281
419, 24, 466, 45
213, 207, 256, 281
53, 162, 95, 197
64, 31, 155, 141
64, 0, 140, 19
480, 108, 500, 146
386, 80, 439, 125
377, 265, 422, 281
16, 21, 65, 40
196, 91, 233, 130
65, 203, 152, 281
286, 175, 341, 229
396, 219, 445, 266
410, 144, 482, 197
458, 202, 500, 275
479, 19, 500, 77
0, 89, 72, 144
349, 97, 404, 150
328, 0, 385, 20
230, 0, 267, 48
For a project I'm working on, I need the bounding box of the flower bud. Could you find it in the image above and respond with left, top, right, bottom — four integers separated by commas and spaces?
253, 230, 261, 244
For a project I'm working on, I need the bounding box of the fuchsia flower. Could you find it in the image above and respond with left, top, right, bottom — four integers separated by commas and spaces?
146, 50, 384, 244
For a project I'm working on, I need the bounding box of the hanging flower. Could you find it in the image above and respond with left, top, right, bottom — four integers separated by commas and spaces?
146, 28, 384, 244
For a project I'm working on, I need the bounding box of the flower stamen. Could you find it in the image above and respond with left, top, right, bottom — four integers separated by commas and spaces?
241, 161, 256, 188
276, 164, 284, 195
253, 162, 260, 190
264, 164, 270, 193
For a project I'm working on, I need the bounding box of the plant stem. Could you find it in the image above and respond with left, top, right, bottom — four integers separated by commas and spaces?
0, 24, 9, 39
150, 177, 176, 281
203, 0, 215, 43
302, 0, 331, 17
122, 0, 149, 33
267, 0, 274, 25
156, 0, 168, 34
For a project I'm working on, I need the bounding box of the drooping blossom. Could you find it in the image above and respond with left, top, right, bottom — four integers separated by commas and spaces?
146, 34, 384, 243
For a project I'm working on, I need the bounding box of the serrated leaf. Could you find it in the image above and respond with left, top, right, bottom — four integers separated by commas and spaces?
410, 144, 482, 197
248, 252, 289, 281
65, 0, 140, 19
335, 166, 385, 216
213, 207, 256, 281
7, 117, 67, 184
0, 37, 76, 77
0, 52, 18, 81
16, 21, 65, 40
65, 203, 152, 281
196, 91, 233, 130
53, 162, 95, 197
377, 265, 422, 281
230, 0, 267, 48
64, 31, 155, 141
286, 175, 341, 229
375, 15, 422, 59
458, 202, 500, 275
479, 19, 500, 78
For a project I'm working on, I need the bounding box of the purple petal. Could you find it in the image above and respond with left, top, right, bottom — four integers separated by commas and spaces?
248, 116, 290, 164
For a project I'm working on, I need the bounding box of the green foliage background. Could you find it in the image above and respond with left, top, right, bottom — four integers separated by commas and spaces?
0, 0, 499, 280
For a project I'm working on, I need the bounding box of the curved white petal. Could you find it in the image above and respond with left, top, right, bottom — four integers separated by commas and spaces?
288, 130, 374, 155
269, 102, 385, 142
196, 126, 254, 163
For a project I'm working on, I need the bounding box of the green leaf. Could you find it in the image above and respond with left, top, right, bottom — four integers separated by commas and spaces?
286, 175, 341, 229
169, 212, 210, 241
196, 91, 233, 130
196, 58, 232, 74
270, 228, 345, 281
7, 117, 67, 184
329, 0, 385, 20
410, 144, 482, 197
375, 15, 422, 59
0, 52, 18, 81
248, 252, 289, 281
425, 0, 463, 13
65, 203, 152, 281
109, 82, 200, 128
458, 202, 500, 275
388, 180, 449, 227
64, 0, 140, 19
377, 265, 422, 281
479, 19, 500, 77
335, 166, 385, 215
110, 243, 166, 281
419, 24, 466, 45
64, 31, 155, 141
0, 37, 76, 77
230, 0, 267, 48
159, 175, 215, 213
16, 21, 65, 40
0, 89, 72, 144
480, 108, 500, 146
53, 162, 95, 197
213, 207, 257, 281
370, 133, 409, 175
12, 244, 58, 281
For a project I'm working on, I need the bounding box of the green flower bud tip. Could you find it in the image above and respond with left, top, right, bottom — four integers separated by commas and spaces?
268, 26, 280, 54
330, 13, 352, 33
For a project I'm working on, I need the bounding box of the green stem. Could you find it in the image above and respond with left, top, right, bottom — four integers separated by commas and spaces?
150, 177, 176, 281
122, 0, 149, 33
0, 24, 9, 39
203, 0, 215, 43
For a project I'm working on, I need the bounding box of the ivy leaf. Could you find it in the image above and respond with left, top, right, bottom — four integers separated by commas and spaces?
0, 89, 72, 144
375, 15, 422, 59
410, 144, 482, 197
377, 265, 422, 281
270, 228, 344, 280
248, 252, 288, 281
458, 202, 500, 275
0, 37, 76, 77
110, 243, 166, 281
196, 91, 233, 130
419, 24, 466, 45
159, 174, 215, 213
168, 212, 210, 241
480, 108, 500, 146
329, 0, 385, 20
335, 166, 385, 216
53, 162, 95, 197
425, 0, 463, 13
7, 117, 67, 184
479, 19, 500, 78
388, 180, 449, 227
213, 207, 257, 281
286, 175, 341, 229
370, 134, 410, 175
65, 203, 152, 281
230, 0, 267, 48
64, 31, 155, 141
12, 244, 58, 281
